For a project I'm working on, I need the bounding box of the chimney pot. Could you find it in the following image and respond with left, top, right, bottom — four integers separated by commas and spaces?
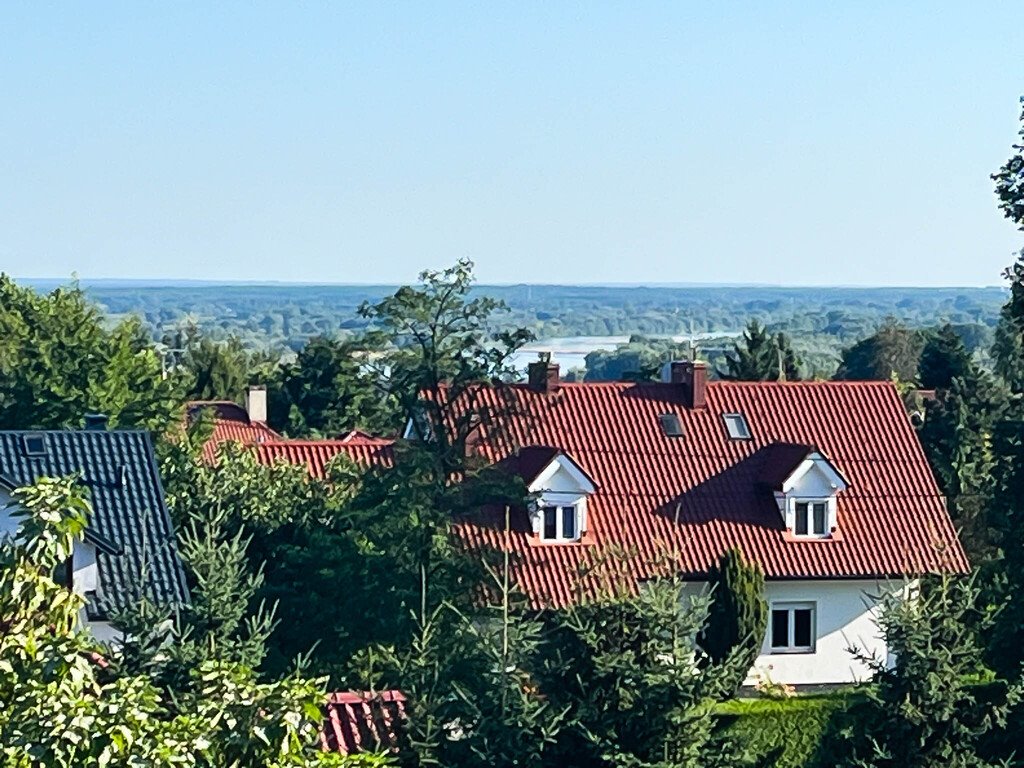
246, 385, 268, 423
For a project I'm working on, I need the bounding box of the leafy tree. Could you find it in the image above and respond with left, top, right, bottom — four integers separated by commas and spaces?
584, 335, 692, 382
155, 427, 374, 686
267, 335, 398, 437
700, 548, 768, 698
836, 575, 1021, 768
835, 319, 925, 382
0, 275, 182, 431
719, 320, 800, 381
0, 475, 373, 767
918, 324, 975, 391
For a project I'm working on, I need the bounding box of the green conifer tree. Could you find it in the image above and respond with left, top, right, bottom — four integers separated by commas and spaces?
700, 548, 768, 697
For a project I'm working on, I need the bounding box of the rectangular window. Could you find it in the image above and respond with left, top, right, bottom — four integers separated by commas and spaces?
812, 502, 827, 535
658, 413, 684, 437
561, 506, 577, 539
770, 603, 816, 653
723, 413, 751, 440
794, 501, 829, 537
543, 507, 557, 540
795, 503, 809, 536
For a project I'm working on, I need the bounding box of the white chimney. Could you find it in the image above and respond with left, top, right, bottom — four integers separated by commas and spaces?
245, 385, 267, 423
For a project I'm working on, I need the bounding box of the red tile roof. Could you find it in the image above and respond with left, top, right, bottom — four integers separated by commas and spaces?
321, 690, 406, 756
255, 436, 395, 473
443, 380, 967, 607
186, 400, 282, 461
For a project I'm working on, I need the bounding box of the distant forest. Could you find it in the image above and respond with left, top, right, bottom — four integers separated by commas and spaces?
42, 281, 1007, 378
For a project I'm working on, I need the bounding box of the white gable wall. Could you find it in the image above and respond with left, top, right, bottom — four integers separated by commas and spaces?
686, 578, 902, 686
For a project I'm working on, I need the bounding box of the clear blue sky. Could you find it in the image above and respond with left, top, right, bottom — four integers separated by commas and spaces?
2, 2, 1023, 286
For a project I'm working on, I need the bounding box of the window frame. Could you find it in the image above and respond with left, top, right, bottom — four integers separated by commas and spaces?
722, 413, 752, 440
792, 499, 831, 539
769, 601, 816, 654
658, 413, 684, 437
539, 502, 581, 543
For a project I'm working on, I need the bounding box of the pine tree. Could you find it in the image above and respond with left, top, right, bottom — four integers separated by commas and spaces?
700, 548, 768, 697
838, 575, 1021, 768
918, 324, 974, 391
835, 318, 925, 382
719, 320, 800, 381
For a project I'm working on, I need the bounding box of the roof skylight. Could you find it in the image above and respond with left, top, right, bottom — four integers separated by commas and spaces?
723, 413, 751, 440
658, 413, 684, 438
22, 433, 47, 456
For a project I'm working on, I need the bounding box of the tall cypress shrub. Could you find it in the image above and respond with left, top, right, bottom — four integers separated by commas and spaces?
701, 548, 768, 696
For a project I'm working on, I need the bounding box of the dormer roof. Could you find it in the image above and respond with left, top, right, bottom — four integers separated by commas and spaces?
758, 442, 849, 493
501, 446, 598, 494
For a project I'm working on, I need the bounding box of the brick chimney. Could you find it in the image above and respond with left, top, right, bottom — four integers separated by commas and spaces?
668, 361, 707, 409
527, 355, 560, 393
245, 385, 268, 423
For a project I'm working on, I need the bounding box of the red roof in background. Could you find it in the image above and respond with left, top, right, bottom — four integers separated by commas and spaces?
321, 690, 406, 756
444, 380, 967, 608
186, 400, 283, 461
256, 436, 395, 473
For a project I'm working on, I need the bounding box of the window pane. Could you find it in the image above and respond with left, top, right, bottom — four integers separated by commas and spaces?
771, 609, 789, 648
795, 503, 808, 536
562, 506, 577, 539
543, 507, 557, 539
794, 609, 813, 648
812, 503, 827, 535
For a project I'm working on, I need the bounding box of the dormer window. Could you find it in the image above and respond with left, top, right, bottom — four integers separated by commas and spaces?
794, 500, 829, 538
542, 504, 580, 542
760, 443, 849, 541
723, 413, 751, 440
512, 446, 597, 546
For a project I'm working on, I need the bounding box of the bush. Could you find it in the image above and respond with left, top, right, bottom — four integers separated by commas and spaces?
713, 693, 857, 768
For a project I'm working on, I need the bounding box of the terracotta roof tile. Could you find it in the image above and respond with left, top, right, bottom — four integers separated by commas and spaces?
321, 690, 405, 756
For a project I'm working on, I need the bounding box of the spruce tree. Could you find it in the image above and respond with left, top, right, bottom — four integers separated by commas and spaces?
918, 324, 974, 391
719, 320, 800, 381
700, 548, 768, 697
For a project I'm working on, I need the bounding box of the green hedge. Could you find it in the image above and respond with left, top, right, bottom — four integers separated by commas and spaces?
713, 693, 858, 768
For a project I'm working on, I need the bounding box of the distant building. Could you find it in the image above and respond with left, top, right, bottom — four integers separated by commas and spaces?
0, 419, 189, 642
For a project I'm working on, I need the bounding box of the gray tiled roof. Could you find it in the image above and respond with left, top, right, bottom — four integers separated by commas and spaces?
0, 429, 189, 610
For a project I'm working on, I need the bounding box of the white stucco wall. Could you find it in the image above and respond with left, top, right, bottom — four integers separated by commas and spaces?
686, 578, 903, 686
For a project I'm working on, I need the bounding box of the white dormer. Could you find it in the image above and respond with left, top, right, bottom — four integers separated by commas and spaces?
764, 447, 849, 539
517, 448, 597, 544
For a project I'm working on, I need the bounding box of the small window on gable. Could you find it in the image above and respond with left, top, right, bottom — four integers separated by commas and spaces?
794, 501, 829, 538
658, 413, 684, 437
22, 433, 47, 457
541, 504, 581, 543
723, 413, 751, 440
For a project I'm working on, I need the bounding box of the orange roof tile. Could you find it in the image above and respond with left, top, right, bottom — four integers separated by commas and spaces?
321, 690, 405, 756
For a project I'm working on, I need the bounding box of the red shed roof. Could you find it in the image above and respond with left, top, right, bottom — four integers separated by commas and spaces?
321, 690, 405, 756
444, 379, 966, 607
